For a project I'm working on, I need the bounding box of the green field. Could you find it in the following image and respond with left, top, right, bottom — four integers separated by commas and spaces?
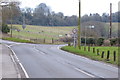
10, 22, 118, 39
61, 46, 119, 65
6, 22, 118, 43
8, 24, 75, 43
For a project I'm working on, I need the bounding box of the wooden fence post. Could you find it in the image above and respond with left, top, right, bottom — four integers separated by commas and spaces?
88, 46, 90, 52
97, 49, 100, 55
101, 51, 104, 58
93, 48, 95, 53
113, 51, 116, 61
52, 38, 54, 44
84, 47, 86, 51
107, 50, 110, 61
44, 38, 45, 43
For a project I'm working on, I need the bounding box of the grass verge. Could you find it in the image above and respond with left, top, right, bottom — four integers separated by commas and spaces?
2, 37, 33, 43
61, 46, 119, 66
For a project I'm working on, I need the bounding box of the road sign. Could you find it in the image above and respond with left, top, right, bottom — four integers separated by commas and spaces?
72, 28, 77, 34
72, 28, 78, 48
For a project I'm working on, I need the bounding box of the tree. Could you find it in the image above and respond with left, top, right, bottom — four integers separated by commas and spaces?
0, 0, 20, 34
3, 2, 119, 26
2, 23, 10, 33
1, 1, 21, 24
81, 21, 107, 37
101, 13, 109, 22
32, 3, 51, 26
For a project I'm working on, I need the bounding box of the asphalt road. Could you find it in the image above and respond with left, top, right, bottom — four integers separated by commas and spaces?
1, 40, 118, 78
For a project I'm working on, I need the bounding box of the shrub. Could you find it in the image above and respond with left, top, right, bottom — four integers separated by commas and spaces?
103, 39, 111, 46
81, 37, 85, 43
2, 24, 10, 34
59, 37, 73, 42
97, 38, 104, 46
110, 38, 117, 46
86, 38, 95, 45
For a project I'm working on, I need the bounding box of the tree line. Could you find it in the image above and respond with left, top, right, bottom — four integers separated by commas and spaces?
6, 3, 120, 26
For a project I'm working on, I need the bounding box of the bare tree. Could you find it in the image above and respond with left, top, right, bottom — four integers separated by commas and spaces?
0, 0, 21, 24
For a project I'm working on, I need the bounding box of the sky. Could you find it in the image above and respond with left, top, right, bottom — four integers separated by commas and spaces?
18, 0, 120, 16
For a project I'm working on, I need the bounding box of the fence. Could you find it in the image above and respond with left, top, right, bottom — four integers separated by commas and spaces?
79, 46, 118, 62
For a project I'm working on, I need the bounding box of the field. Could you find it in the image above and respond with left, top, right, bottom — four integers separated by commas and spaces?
5, 22, 118, 44
61, 46, 119, 65
8, 25, 76, 43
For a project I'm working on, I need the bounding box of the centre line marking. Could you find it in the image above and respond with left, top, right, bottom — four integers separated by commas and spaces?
74, 67, 95, 78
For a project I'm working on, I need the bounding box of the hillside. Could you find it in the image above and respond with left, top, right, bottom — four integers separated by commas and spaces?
9, 25, 75, 43
6, 23, 118, 43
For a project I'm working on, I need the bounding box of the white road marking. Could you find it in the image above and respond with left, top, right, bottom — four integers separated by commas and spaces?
58, 45, 118, 70
19, 63, 29, 78
10, 54, 21, 78
5, 44, 29, 78
74, 67, 95, 78
10, 47, 20, 62
34, 46, 45, 55
10, 54, 15, 63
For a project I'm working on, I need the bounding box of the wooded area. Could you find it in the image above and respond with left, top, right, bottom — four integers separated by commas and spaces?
5, 3, 120, 26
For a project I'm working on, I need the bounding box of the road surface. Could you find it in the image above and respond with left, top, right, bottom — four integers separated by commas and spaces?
1, 40, 119, 78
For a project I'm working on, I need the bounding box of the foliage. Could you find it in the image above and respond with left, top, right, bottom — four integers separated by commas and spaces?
81, 38, 95, 44
97, 38, 104, 46
2, 1, 21, 24
86, 38, 95, 44
11, 2, 119, 26
110, 38, 117, 46
1, 24, 10, 33
59, 37, 73, 42
81, 37, 85, 43
81, 21, 107, 37
81, 12, 119, 23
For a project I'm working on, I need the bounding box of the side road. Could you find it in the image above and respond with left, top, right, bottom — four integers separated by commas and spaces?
0, 44, 20, 78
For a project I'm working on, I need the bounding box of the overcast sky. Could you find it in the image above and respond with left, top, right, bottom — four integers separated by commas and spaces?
18, 0, 120, 16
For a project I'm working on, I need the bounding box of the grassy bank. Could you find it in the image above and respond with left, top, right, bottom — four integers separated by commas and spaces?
2, 37, 33, 43
61, 46, 119, 65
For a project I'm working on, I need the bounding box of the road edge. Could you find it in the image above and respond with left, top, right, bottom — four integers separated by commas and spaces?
58, 45, 118, 69
5, 44, 29, 78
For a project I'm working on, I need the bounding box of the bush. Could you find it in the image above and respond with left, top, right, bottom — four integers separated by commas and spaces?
97, 38, 104, 46
117, 38, 120, 44
2, 24, 10, 34
103, 39, 111, 46
59, 37, 73, 42
81, 37, 85, 43
86, 38, 95, 44
110, 38, 117, 46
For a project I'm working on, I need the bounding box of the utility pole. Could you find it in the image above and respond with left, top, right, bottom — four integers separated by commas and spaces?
78, 0, 81, 49
85, 26, 86, 46
109, 3, 112, 39
0, 6, 3, 30
10, 5, 13, 37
